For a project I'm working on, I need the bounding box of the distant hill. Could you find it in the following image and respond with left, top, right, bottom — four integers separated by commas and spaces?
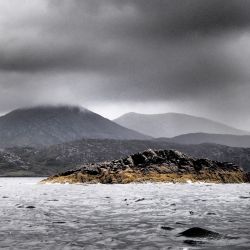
168, 133, 250, 148
1, 139, 250, 176
0, 106, 150, 148
114, 112, 248, 138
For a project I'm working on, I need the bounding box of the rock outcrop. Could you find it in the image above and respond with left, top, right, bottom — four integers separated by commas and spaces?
179, 227, 221, 239
42, 149, 249, 184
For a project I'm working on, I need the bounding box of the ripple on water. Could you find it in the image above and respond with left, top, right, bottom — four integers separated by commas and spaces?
0, 178, 249, 249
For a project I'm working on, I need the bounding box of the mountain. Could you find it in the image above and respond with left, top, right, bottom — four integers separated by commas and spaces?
168, 133, 250, 148
43, 149, 249, 184
114, 112, 248, 138
0, 106, 150, 148
1, 138, 250, 177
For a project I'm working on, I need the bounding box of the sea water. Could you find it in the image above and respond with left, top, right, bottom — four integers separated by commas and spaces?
0, 178, 249, 249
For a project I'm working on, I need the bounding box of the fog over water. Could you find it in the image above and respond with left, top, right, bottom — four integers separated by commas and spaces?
0, 178, 249, 249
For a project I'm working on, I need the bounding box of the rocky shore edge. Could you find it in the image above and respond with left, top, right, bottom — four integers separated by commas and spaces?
41, 149, 250, 184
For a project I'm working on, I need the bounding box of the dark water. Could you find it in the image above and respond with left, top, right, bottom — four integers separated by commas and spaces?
0, 178, 249, 249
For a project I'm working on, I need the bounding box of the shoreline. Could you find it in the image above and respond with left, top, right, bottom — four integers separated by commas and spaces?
41, 171, 248, 184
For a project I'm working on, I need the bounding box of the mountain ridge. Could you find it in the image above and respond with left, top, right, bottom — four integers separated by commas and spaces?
0, 105, 151, 148
114, 112, 248, 138
165, 133, 250, 148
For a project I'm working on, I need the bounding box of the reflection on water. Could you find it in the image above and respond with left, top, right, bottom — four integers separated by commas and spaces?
0, 178, 249, 249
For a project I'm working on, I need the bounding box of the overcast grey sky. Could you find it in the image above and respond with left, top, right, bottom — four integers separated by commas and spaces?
0, 0, 250, 130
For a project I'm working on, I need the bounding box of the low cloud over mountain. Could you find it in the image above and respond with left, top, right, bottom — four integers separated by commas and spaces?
0, 106, 150, 148
0, 1, 250, 129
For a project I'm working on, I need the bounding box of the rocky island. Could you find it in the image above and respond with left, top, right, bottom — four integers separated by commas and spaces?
42, 149, 249, 184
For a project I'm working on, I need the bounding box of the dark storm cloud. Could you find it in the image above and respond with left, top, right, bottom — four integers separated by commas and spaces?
117, 0, 250, 38
0, 42, 118, 72
0, 0, 250, 128
1, 0, 250, 72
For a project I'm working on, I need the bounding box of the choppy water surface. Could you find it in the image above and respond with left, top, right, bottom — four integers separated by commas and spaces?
0, 178, 249, 250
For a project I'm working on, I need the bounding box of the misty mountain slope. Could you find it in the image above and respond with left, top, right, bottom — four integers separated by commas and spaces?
0, 106, 150, 148
114, 112, 248, 138
168, 133, 250, 148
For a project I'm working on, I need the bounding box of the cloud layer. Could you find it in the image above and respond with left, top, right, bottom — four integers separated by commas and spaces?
0, 0, 250, 129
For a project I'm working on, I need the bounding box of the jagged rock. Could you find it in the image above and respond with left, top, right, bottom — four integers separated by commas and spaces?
206, 212, 216, 215
246, 172, 250, 182
179, 227, 221, 239
42, 149, 249, 184
135, 198, 145, 202
26, 206, 36, 209
183, 240, 205, 246
239, 196, 250, 199
161, 226, 174, 231
81, 165, 100, 175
